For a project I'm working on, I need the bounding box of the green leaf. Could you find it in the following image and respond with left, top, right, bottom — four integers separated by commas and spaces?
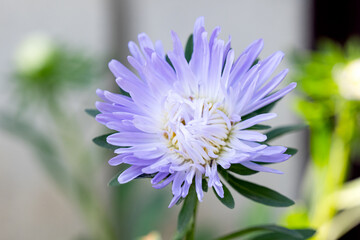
166, 55, 175, 70
108, 171, 121, 187
176, 197, 184, 206
215, 224, 307, 240
177, 184, 197, 237
222, 172, 294, 207
247, 124, 271, 130
135, 173, 156, 179
265, 124, 307, 142
213, 182, 235, 209
85, 108, 100, 117
108, 165, 130, 186
108, 165, 151, 187
202, 178, 208, 192
250, 58, 260, 68
92, 133, 118, 150
247, 229, 316, 240
119, 88, 131, 97
228, 164, 258, 176
242, 99, 281, 121
285, 147, 298, 156
184, 34, 194, 62
294, 229, 316, 239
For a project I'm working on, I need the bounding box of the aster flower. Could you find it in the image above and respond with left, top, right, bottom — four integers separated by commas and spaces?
95, 17, 296, 208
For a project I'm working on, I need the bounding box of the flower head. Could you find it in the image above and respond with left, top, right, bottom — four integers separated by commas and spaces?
96, 17, 296, 207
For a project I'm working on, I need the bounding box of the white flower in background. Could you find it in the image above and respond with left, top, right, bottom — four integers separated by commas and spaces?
14, 33, 56, 76
333, 59, 360, 100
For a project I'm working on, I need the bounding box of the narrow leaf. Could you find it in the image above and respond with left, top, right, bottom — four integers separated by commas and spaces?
184, 34, 194, 62
247, 124, 271, 130
242, 99, 281, 121
108, 164, 130, 186
223, 172, 294, 207
213, 182, 235, 209
215, 224, 304, 240
92, 133, 118, 150
202, 178, 208, 192
85, 108, 100, 117
285, 147, 298, 156
228, 164, 258, 176
250, 58, 260, 68
166, 55, 175, 70
247, 228, 316, 240
265, 124, 307, 142
176, 197, 184, 206
177, 184, 197, 236
119, 88, 131, 97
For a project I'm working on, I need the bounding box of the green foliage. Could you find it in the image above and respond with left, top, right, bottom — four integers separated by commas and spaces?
202, 178, 208, 192
242, 99, 280, 121
284, 147, 298, 156
213, 182, 235, 209
221, 171, 294, 207
215, 224, 315, 240
92, 133, 118, 150
246, 229, 316, 240
265, 124, 307, 142
247, 124, 271, 130
176, 184, 197, 239
227, 164, 258, 176
85, 108, 100, 118
0, 113, 69, 189
166, 55, 175, 70
185, 34, 194, 63
13, 37, 101, 104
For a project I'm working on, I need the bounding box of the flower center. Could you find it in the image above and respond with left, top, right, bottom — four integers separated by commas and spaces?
162, 93, 232, 165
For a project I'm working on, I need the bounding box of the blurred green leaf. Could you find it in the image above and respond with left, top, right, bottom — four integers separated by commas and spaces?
184, 34, 194, 63
213, 182, 234, 209
108, 165, 130, 187
265, 124, 307, 142
0, 113, 68, 189
247, 229, 316, 240
177, 184, 197, 238
222, 172, 294, 207
215, 225, 312, 240
92, 133, 118, 150
85, 108, 100, 118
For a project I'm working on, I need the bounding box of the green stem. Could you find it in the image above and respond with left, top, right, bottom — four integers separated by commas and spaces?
185, 200, 198, 240
47, 99, 116, 240
310, 100, 355, 239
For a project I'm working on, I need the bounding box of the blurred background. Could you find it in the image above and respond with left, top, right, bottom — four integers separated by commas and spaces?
1, 0, 360, 239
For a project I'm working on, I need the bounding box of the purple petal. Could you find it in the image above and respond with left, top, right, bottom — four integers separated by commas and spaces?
107, 132, 159, 146
243, 82, 297, 115
118, 165, 144, 183
236, 130, 267, 142
240, 161, 283, 174
256, 51, 285, 87
237, 113, 276, 130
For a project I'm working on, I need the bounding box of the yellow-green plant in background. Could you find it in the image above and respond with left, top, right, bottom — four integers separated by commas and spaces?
285, 39, 360, 240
